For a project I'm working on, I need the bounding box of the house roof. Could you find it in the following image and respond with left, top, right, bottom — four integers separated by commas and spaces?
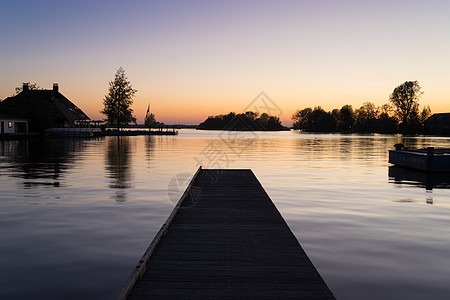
425, 113, 450, 124
429, 113, 450, 117
0, 89, 89, 122
0, 114, 29, 121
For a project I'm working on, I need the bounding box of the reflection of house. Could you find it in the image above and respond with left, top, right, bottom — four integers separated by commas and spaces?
0, 115, 28, 134
0, 83, 89, 131
424, 113, 450, 135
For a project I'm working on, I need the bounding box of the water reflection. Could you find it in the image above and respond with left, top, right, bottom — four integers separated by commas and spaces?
145, 136, 154, 166
389, 166, 450, 191
0, 138, 85, 186
292, 134, 392, 164
2, 131, 450, 300
105, 137, 133, 202
293, 134, 450, 166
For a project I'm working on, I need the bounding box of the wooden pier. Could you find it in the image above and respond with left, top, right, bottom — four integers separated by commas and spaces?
119, 168, 334, 299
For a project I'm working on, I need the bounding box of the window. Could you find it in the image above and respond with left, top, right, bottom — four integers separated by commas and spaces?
15, 122, 27, 133
8, 121, 12, 128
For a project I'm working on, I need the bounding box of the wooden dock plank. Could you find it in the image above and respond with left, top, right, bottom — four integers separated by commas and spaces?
121, 168, 334, 299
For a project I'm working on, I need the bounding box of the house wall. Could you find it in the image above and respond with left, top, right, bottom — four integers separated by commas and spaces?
0, 118, 28, 134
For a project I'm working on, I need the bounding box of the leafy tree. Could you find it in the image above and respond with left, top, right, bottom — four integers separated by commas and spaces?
309, 106, 336, 132
292, 107, 336, 132
258, 113, 283, 130
359, 102, 378, 119
292, 107, 312, 130
101, 67, 137, 130
354, 102, 378, 132
419, 105, 431, 123
331, 109, 340, 126
144, 112, 156, 128
379, 103, 393, 116
266, 115, 282, 130
197, 111, 284, 131
291, 97, 432, 134
337, 105, 354, 132
259, 112, 270, 125
14, 82, 41, 95
389, 81, 422, 124
245, 111, 258, 120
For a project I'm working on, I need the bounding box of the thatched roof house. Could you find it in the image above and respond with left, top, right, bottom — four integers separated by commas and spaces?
0, 83, 89, 131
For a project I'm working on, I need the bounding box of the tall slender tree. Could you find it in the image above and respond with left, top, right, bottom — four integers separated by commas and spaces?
101, 67, 137, 130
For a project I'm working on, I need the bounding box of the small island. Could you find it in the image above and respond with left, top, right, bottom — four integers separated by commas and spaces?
197, 111, 288, 131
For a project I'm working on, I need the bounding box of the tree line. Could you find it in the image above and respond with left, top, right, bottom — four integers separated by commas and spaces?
197, 111, 286, 131
292, 81, 431, 134
6, 74, 433, 134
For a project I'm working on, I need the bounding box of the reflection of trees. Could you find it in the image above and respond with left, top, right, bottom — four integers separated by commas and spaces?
395, 138, 430, 150
294, 135, 450, 165
145, 136, 154, 165
292, 135, 449, 170
105, 136, 132, 202
293, 136, 354, 161
1, 138, 82, 185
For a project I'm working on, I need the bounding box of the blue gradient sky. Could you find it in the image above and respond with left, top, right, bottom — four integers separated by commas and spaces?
1, 0, 449, 124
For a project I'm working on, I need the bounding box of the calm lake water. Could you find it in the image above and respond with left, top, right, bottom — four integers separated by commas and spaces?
1, 129, 450, 299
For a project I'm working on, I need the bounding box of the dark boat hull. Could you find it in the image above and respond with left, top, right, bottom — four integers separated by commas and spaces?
389, 149, 450, 172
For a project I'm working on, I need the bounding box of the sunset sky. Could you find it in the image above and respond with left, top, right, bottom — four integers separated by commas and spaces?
1, 0, 449, 125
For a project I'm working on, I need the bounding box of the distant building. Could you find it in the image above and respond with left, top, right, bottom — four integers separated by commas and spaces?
0, 115, 28, 135
424, 113, 450, 135
0, 83, 89, 131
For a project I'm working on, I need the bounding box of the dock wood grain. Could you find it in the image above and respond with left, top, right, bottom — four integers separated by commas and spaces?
119, 168, 334, 299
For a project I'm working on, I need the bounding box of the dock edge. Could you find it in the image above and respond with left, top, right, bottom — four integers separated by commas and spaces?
117, 166, 203, 300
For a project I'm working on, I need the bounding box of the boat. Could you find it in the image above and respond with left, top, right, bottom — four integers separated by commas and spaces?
389, 144, 450, 172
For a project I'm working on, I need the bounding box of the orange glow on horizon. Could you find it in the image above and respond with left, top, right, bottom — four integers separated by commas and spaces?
4, 78, 448, 127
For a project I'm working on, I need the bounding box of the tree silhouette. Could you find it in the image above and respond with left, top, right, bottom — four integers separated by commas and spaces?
337, 105, 354, 132
101, 67, 137, 130
292, 107, 336, 132
14, 82, 41, 95
354, 102, 377, 132
390, 81, 422, 124
309, 107, 336, 132
144, 112, 156, 128
378, 103, 397, 133
197, 111, 284, 131
420, 105, 431, 123
292, 107, 313, 130
292, 97, 431, 134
